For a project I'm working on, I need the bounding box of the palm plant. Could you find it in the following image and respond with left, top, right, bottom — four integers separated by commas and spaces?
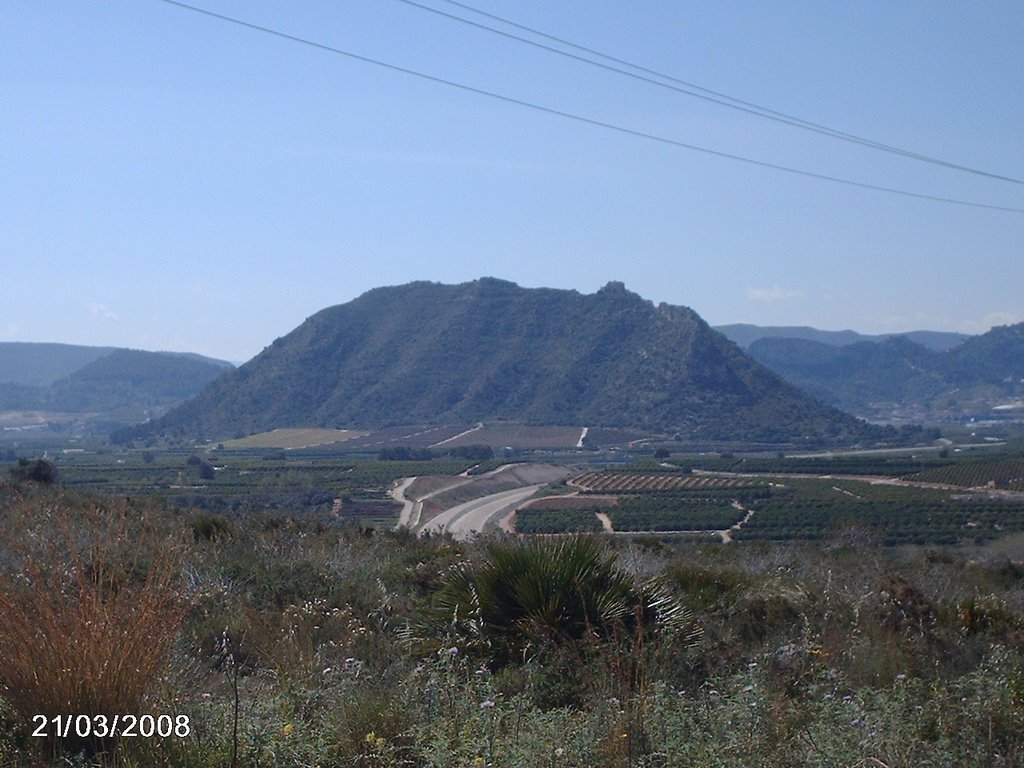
425, 536, 691, 663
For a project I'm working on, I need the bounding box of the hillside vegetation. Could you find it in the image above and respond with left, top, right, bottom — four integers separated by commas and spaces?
137, 279, 881, 445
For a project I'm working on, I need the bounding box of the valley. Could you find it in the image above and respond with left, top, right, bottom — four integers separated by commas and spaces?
2, 281, 1023, 766
19, 418, 1022, 548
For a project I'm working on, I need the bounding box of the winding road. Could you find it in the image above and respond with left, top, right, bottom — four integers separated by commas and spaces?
418, 484, 544, 540
390, 476, 419, 528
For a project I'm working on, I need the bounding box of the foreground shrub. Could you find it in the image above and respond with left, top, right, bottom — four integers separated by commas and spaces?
0, 496, 188, 760
9, 457, 57, 484
424, 535, 690, 664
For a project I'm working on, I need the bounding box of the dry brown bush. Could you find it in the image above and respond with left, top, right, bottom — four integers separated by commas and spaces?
0, 495, 189, 759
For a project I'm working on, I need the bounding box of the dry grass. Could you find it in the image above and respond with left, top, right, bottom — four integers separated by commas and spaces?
0, 496, 189, 759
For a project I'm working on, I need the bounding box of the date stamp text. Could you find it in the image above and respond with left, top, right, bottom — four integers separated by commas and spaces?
32, 714, 191, 740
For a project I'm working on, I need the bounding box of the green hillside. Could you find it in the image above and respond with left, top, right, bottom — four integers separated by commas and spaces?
138, 279, 882, 445
45, 349, 232, 412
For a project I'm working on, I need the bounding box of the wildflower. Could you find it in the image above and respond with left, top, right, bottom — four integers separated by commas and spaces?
363, 731, 387, 749
555, 747, 564, 757
282, 723, 295, 737
473, 758, 485, 766
480, 699, 495, 709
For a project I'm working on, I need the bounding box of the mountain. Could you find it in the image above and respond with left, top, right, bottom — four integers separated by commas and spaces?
746, 323, 1024, 422
44, 350, 234, 413
0, 342, 120, 387
715, 324, 969, 352
135, 279, 884, 445
0, 345, 233, 436
747, 336, 947, 417
946, 323, 1024, 386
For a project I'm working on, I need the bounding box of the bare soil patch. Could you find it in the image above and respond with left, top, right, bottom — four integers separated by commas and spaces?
519, 494, 620, 510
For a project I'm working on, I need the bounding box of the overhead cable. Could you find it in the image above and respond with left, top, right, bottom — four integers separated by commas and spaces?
155, 0, 1024, 214
424, 0, 1023, 185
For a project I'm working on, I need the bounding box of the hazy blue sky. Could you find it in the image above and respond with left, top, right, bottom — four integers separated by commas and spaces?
4, 1, 1022, 362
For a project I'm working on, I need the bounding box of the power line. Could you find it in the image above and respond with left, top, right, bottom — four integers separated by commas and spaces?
154, 0, 1024, 214
425, 0, 1023, 186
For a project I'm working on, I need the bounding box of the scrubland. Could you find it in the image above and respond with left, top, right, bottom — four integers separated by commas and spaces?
1, 481, 1023, 767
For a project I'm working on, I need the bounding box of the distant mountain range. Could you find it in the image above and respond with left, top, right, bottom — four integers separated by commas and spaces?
739, 324, 1024, 422
0, 344, 233, 436
715, 324, 970, 352
131, 279, 883, 445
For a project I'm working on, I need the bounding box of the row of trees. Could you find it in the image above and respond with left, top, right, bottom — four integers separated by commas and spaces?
377, 444, 494, 462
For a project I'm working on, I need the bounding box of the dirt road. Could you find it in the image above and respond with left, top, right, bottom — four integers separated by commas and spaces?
390, 476, 418, 528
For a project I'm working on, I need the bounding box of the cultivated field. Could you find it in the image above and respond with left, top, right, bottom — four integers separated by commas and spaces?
220, 428, 366, 449
905, 457, 1024, 492
570, 471, 757, 493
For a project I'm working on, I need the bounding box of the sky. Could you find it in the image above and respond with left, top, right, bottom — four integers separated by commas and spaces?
3, 0, 1022, 363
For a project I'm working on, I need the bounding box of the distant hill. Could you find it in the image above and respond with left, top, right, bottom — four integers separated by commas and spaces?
747, 323, 1024, 422
0, 342, 120, 387
945, 323, 1024, 386
44, 350, 234, 412
0, 345, 233, 435
715, 324, 969, 352
134, 279, 886, 445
